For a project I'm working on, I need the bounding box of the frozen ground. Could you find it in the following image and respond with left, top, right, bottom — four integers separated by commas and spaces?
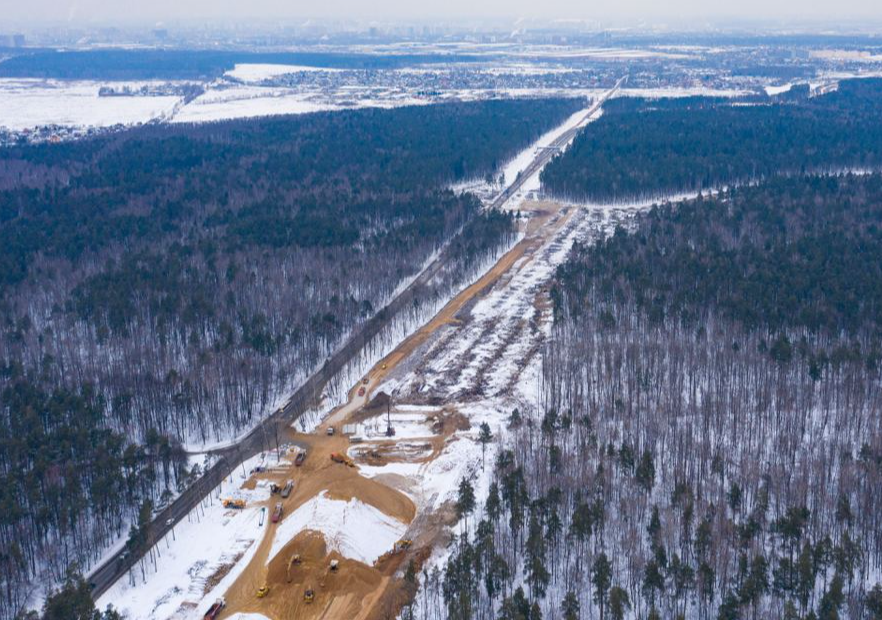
225, 63, 342, 82
97, 452, 275, 620
0, 79, 179, 131
267, 492, 408, 565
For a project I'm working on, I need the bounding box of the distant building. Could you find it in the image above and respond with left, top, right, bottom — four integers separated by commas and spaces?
153, 28, 168, 41
12, 33, 25, 47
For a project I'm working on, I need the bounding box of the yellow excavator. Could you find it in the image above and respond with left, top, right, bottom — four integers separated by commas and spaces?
304, 588, 315, 604
256, 585, 270, 599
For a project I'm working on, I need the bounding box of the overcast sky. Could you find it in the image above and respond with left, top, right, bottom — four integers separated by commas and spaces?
8, 0, 882, 25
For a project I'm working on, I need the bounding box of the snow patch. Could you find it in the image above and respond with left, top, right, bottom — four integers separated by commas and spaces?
268, 492, 407, 566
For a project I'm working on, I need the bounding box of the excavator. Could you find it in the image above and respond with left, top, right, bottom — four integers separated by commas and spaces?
256, 584, 270, 598
286, 554, 302, 583
304, 587, 315, 604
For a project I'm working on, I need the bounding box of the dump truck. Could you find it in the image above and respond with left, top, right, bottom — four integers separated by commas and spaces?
222, 499, 245, 509
304, 588, 315, 604
330, 452, 355, 467
295, 450, 306, 466
271, 502, 283, 523
256, 585, 270, 598
281, 480, 294, 498
204, 598, 225, 619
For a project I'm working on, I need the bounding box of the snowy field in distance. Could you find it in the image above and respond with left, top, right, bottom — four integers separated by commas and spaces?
0, 79, 179, 131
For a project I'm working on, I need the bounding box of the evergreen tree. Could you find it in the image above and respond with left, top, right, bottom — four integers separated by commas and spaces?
479, 422, 493, 470
591, 552, 612, 620
561, 590, 580, 620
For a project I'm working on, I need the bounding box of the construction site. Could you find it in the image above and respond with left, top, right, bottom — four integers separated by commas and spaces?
157, 198, 632, 620
95, 86, 638, 620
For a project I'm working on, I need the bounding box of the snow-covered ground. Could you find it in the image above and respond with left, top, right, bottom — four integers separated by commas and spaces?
97, 452, 275, 620
225, 63, 342, 82
267, 492, 408, 565
0, 79, 179, 131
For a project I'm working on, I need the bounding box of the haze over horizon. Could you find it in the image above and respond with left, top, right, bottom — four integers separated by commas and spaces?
7, 0, 882, 29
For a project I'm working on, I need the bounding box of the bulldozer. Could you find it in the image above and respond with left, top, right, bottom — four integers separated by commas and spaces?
304, 588, 315, 604
256, 585, 270, 598
393, 539, 412, 554
222, 498, 245, 509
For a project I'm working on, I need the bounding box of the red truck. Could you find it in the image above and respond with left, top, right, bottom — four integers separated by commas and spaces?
204, 598, 225, 619
271, 502, 283, 523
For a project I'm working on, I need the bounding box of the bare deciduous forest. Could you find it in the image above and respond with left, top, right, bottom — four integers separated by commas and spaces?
427, 174, 882, 620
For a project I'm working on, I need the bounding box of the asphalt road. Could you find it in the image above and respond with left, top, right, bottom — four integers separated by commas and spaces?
88, 78, 625, 601
488, 76, 626, 210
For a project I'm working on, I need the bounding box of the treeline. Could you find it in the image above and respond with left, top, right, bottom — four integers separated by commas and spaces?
0, 49, 487, 80
421, 174, 882, 620
0, 97, 582, 617
540, 78, 882, 203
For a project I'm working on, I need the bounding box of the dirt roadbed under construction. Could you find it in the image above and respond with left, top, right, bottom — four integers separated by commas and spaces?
211, 201, 598, 620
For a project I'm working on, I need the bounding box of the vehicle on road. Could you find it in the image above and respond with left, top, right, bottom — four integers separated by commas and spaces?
295, 450, 306, 466
304, 588, 315, 604
327, 426, 335, 436
357, 386, 366, 397
256, 585, 270, 598
271, 502, 283, 523
281, 480, 294, 498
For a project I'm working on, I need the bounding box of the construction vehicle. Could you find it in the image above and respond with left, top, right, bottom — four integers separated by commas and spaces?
362, 377, 369, 385
271, 502, 283, 523
204, 598, 226, 619
222, 499, 245, 509
329, 559, 339, 572
327, 426, 335, 436
256, 585, 270, 598
269, 483, 281, 495
281, 479, 294, 498
357, 386, 366, 397
295, 450, 306, 466
286, 554, 302, 582
330, 452, 355, 467
393, 539, 412, 554
304, 588, 315, 604
381, 362, 387, 370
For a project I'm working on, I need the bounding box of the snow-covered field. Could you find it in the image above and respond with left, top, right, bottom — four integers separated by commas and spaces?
0, 79, 179, 131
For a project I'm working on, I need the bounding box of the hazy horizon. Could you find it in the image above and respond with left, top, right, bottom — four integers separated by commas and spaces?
6, 0, 882, 29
